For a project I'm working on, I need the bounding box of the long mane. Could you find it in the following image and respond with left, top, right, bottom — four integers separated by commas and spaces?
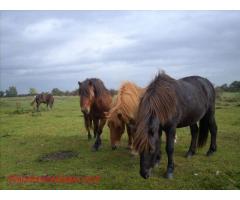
80, 78, 110, 97
108, 82, 144, 123
134, 72, 177, 153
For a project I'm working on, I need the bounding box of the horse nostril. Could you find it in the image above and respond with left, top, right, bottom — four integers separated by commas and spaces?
140, 170, 150, 179
81, 108, 87, 114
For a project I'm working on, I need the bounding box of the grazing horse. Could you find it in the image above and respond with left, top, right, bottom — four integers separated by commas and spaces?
106, 82, 145, 150
133, 72, 217, 179
78, 78, 112, 151
31, 93, 54, 111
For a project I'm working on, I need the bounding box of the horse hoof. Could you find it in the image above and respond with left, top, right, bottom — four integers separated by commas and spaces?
206, 150, 215, 156
88, 135, 92, 140
92, 142, 101, 151
165, 172, 174, 179
154, 161, 160, 168
112, 146, 117, 150
91, 146, 99, 151
126, 146, 133, 150
185, 151, 195, 158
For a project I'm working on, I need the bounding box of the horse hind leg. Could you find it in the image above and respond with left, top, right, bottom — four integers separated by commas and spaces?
186, 123, 198, 158
207, 113, 217, 156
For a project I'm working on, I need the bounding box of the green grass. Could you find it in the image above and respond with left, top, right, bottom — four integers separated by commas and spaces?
0, 93, 240, 189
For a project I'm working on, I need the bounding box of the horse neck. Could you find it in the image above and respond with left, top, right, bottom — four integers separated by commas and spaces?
119, 87, 143, 122
93, 93, 112, 111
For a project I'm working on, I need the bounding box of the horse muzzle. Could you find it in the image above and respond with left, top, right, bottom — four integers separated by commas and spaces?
81, 108, 90, 114
140, 169, 151, 179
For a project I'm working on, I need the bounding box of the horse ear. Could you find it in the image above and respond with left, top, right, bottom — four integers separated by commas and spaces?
88, 80, 92, 86
78, 81, 81, 86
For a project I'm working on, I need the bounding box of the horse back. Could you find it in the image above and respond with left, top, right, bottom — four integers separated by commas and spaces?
174, 76, 215, 127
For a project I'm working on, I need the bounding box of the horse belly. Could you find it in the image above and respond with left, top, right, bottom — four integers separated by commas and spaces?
177, 106, 206, 128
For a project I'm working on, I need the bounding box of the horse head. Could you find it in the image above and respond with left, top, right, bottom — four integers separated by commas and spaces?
78, 80, 95, 115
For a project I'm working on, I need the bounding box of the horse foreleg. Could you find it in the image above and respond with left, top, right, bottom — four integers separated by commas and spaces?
165, 127, 175, 179
93, 118, 99, 140
37, 103, 40, 112
126, 124, 133, 150
83, 114, 92, 140
92, 118, 106, 151
154, 129, 163, 167
186, 124, 198, 158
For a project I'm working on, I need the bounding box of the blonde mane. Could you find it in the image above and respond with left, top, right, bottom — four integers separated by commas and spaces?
107, 82, 145, 123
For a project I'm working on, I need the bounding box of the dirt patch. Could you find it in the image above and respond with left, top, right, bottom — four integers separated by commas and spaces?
1, 133, 11, 138
38, 150, 78, 162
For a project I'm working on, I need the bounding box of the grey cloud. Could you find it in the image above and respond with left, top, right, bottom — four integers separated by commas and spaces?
0, 11, 240, 93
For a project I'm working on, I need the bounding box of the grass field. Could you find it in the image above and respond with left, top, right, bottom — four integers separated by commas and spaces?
0, 92, 240, 189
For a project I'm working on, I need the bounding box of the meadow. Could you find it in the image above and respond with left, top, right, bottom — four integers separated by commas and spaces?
0, 92, 240, 189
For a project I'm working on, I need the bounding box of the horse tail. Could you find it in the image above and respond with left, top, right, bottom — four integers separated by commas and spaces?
198, 112, 210, 147
30, 96, 36, 106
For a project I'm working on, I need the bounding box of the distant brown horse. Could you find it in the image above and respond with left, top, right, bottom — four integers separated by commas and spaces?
78, 78, 112, 151
31, 93, 54, 111
106, 82, 145, 151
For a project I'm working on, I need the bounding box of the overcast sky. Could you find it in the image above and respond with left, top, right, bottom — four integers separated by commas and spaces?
0, 11, 240, 94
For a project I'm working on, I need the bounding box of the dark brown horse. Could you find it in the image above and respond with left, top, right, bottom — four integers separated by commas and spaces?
78, 78, 112, 151
31, 93, 54, 111
133, 72, 217, 179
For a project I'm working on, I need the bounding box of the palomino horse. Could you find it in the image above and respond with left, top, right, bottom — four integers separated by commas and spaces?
106, 82, 145, 150
133, 72, 217, 179
31, 93, 54, 111
78, 78, 112, 151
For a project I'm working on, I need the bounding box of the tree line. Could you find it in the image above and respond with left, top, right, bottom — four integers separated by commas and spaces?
215, 81, 240, 92
1, 80, 239, 97
0, 87, 118, 97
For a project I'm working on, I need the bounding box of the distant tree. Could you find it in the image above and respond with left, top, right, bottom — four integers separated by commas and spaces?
51, 88, 64, 96
220, 83, 228, 91
64, 90, 71, 96
0, 91, 4, 97
229, 81, 240, 92
71, 89, 79, 96
5, 86, 18, 97
29, 88, 37, 96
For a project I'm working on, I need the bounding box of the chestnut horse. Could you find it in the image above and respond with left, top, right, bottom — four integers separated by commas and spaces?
31, 93, 54, 111
133, 72, 217, 179
78, 78, 112, 151
106, 82, 145, 150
